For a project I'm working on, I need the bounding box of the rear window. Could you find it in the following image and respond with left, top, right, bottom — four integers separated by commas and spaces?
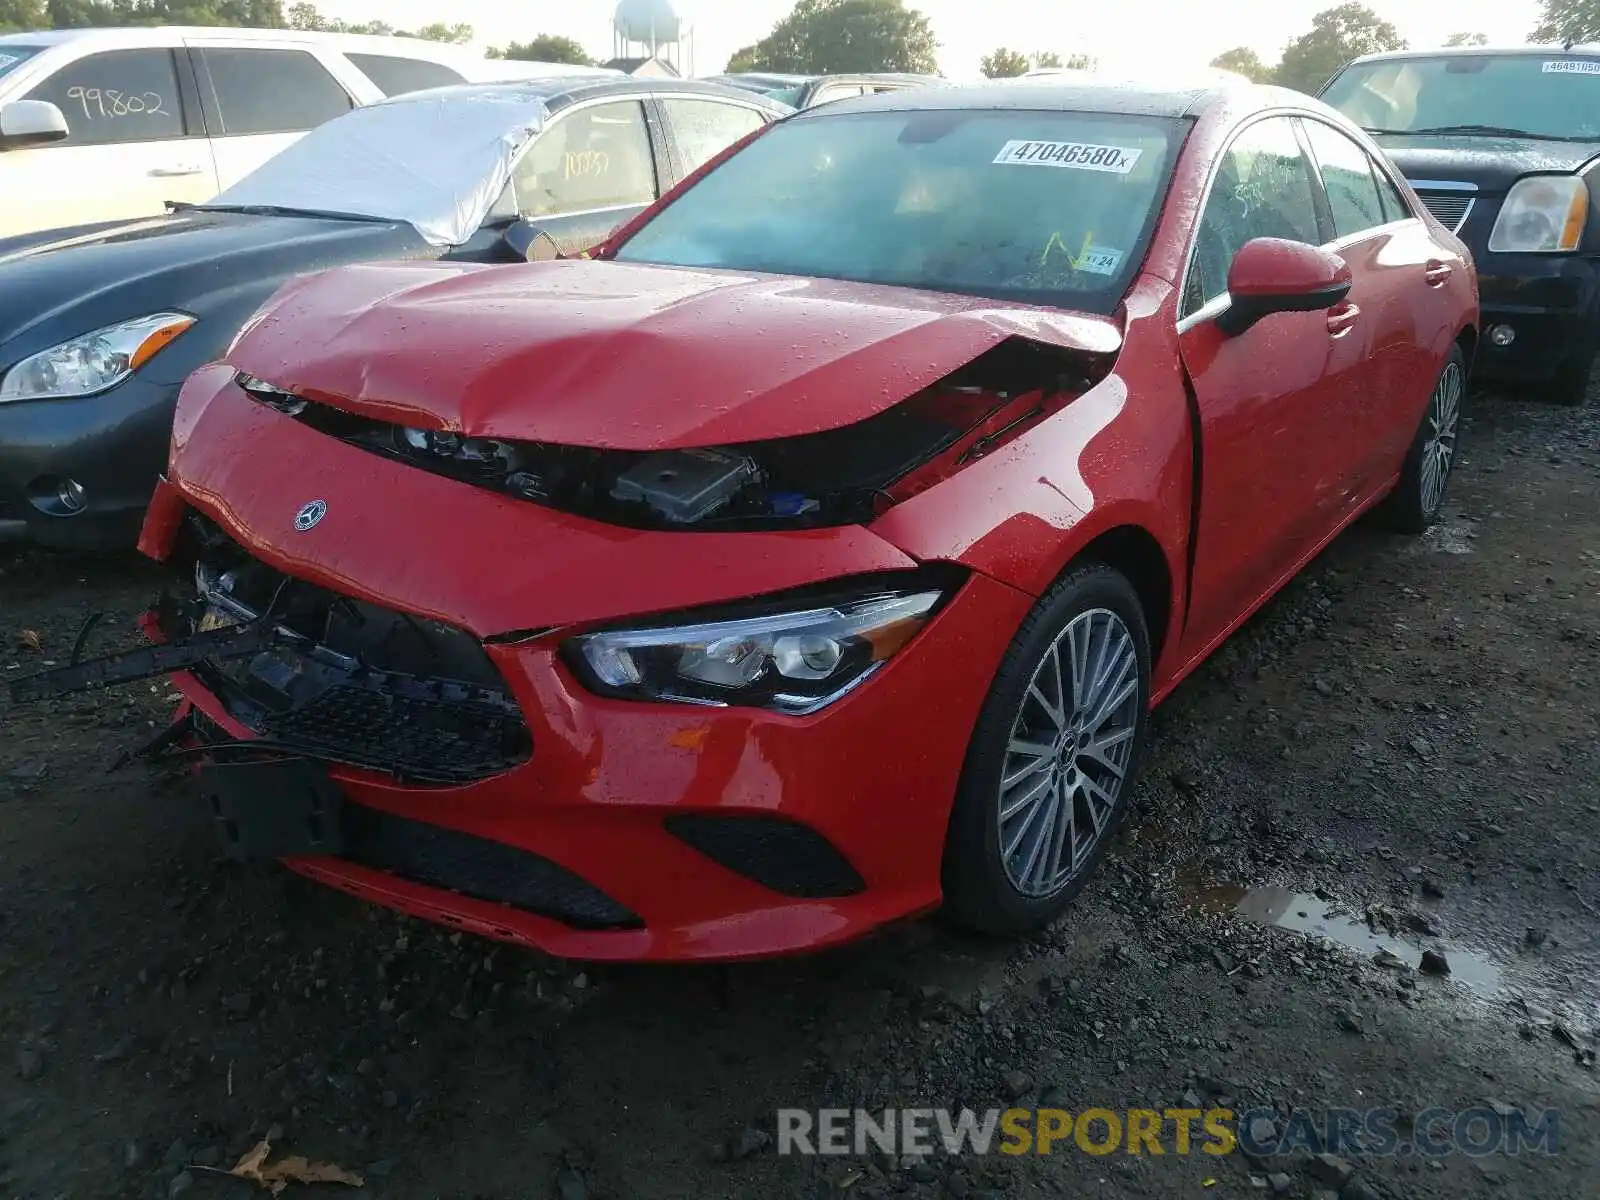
614, 107, 1181, 313
0, 46, 38, 81
1321, 54, 1600, 142
347, 53, 464, 97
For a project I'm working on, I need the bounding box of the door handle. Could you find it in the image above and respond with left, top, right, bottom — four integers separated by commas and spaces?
1424, 260, 1453, 287
1327, 303, 1361, 337
149, 166, 204, 177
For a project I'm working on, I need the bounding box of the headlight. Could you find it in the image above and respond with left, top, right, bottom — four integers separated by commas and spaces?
0, 312, 194, 403
1488, 175, 1589, 253
566, 586, 945, 714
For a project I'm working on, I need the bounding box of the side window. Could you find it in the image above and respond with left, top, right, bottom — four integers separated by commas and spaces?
1372, 160, 1412, 222
1303, 119, 1386, 239
661, 97, 765, 175
200, 48, 353, 136
23, 49, 186, 146
1183, 116, 1323, 317
511, 100, 658, 218
347, 53, 464, 98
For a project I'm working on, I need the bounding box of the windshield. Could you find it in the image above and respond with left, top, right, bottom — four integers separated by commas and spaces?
0, 46, 38, 81
613, 108, 1180, 311
1322, 54, 1600, 141
201, 88, 549, 245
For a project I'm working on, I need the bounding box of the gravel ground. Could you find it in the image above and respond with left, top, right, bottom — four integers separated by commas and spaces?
0, 387, 1595, 1200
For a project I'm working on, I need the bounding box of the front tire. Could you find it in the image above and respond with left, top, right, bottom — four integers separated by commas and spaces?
1387, 346, 1464, 535
942, 563, 1151, 936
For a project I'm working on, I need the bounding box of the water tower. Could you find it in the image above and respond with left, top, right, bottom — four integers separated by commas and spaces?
613, 0, 693, 75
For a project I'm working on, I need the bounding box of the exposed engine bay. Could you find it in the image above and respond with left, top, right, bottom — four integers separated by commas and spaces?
237, 337, 1109, 531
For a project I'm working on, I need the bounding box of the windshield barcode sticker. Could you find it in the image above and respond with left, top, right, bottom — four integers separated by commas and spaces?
1543, 60, 1600, 74
993, 140, 1142, 173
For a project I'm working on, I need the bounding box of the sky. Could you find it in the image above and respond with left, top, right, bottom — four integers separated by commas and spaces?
315, 0, 1549, 77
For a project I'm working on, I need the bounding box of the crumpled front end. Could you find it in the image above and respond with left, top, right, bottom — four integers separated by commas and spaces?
127, 363, 1045, 960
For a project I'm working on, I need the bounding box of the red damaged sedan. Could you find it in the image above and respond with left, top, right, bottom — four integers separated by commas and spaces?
14, 81, 1477, 961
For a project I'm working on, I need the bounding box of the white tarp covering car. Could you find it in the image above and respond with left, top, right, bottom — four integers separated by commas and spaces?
206, 86, 551, 247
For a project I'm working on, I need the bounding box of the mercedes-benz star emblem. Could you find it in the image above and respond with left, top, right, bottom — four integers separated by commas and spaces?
294, 500, 328, 532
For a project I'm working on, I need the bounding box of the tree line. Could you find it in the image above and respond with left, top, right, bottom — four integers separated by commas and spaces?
718, 0, 1600, 88
1209, 0, 1600, 94
9, 0, 1600, 82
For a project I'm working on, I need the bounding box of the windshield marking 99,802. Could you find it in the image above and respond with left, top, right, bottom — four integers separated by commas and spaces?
1321, 54, 1600, 142
612, 108, 1181, 312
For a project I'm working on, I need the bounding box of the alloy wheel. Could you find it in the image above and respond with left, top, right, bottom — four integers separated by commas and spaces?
997, 607, 1141, 898
1420, 359, 1462, 515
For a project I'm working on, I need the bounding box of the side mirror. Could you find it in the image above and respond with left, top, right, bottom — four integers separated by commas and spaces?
1216, 237, 1353, 336
0, 100, 70, 150
502, 218, 561, 262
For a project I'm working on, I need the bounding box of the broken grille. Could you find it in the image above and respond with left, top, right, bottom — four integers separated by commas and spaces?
174, 524, 532, 784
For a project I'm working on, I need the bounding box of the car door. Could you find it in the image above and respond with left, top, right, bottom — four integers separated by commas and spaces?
507, 98, 669, 256
1300, 116, 1457, 495
1, 46, 217, 236
1176, 114, 1357, 652
656, 93, 772, 183
190, 43, 357, 190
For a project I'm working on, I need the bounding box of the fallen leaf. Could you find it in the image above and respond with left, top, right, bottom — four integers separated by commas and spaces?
227, 1138, 364, 1196
18, 629, 41, 651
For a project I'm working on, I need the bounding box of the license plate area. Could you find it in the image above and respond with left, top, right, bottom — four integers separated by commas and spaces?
199, 756, 345, 860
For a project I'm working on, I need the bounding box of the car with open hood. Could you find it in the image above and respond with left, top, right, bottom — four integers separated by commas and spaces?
8, 80, 1477, 962
0, 75, 787, 547
1321, 44, 1600, 404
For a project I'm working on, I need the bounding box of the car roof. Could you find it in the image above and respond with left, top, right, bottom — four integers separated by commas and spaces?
709, 72, 813, 86
795, 78, 1274, 120
0, 25, 479, 54
709, 71, 943, 87
374, 76, 794, 114
813, 72, 946, 84
1347, 43, 1600, 65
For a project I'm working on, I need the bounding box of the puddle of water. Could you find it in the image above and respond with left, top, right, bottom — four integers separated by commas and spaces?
1187, 882, 1503, 994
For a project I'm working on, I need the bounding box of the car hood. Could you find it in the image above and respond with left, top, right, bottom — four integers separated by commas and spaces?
230, 257, 1123, 449
1373, 132, 1600, 190
0, 210, 424, 355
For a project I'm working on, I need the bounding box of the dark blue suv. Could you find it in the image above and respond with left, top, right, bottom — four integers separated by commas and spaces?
1322, 45, 1600, 405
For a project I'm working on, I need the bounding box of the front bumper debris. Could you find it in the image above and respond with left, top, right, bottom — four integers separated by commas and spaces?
6, 531, 535, 787
7, 607, 280, 706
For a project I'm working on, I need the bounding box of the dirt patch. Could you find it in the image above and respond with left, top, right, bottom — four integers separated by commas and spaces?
0, 390, 1596, 1200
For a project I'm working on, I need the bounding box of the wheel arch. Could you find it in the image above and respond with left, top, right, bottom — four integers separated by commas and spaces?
1051, 521, 1175, 669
